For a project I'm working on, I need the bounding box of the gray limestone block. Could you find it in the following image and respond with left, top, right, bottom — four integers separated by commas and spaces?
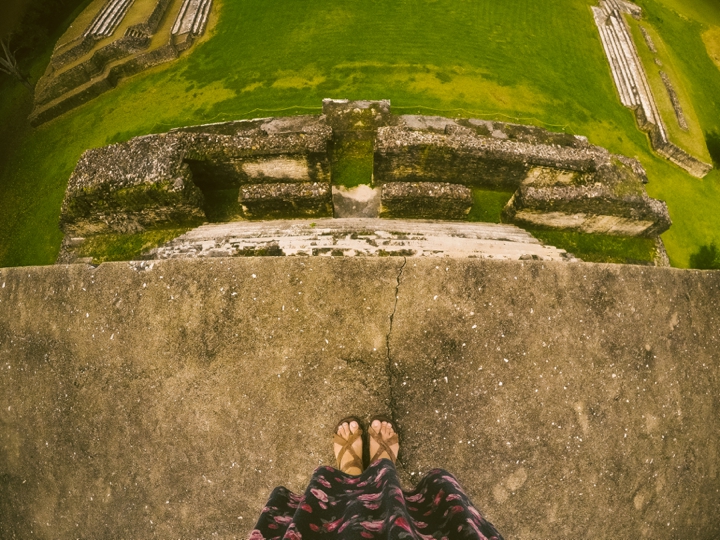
332, 185, 381, 218
322, 98, 394, 134
502, 164, 671, 237
398, 115, 460, 133
380, 182, 472, 220
59, 133, 205, 235
373, 126, 606, 190
239, 182, 332, 219
177, 116, 332, 159
174, 116, 332, 188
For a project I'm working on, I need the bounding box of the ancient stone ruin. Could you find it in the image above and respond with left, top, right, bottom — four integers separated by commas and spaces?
30, 0, 213, 126
60, 115, 332, 236
374, 114, 670, 236
592, 0, 712, 177
58, 100, 671, 261
659, 71, 688, 131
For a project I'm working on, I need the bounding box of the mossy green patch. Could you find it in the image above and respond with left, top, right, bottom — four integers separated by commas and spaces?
529, 229, 657, 265
75, 226, 193, 264
202, 188, 244, 222
332, 140, 374, 188
467, 189, 514, 223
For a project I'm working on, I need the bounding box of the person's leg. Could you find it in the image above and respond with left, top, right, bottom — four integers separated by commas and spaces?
404, 469, 505, 540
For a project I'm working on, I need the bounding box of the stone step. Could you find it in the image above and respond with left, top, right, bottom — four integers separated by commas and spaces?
172, 0, 212, 36
593, 8, 636, 107
192, 0, 212, 35
146, 218, 576, 261
593, 2, 668, 142
85, 0, 133, 37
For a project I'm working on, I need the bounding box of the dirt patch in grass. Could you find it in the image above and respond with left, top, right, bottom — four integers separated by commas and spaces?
702, 26, 720, 71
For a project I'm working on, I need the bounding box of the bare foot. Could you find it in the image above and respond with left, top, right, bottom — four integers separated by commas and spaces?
368, 419, 399, 464
333, 420, 364, 475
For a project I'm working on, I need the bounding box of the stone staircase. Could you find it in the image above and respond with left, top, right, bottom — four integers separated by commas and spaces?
172, 0, 213, 36
146, 218, 577, 261
591, 0, 712, 177
84, 0, 135, 38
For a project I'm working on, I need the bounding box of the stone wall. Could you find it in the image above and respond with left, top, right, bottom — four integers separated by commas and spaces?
373, 113, 670, 236
502, 165, 671, 237
59, 116, 333, 235
34, 34, 150, 107
58, 102, 672, 243
60, 134, 205, 236
50, 35, 98, 70
374, 119, 604, 190
380, 182, 472, 220
659, 71, 688, 131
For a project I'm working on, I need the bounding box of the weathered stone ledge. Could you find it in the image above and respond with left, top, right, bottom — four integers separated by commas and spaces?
380, 182, 472, 220
1, 258, 719, 539
57, 101, 671, 246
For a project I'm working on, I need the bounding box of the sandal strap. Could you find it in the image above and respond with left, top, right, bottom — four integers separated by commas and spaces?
334, 430, 363, 473
369, 428, 398, 464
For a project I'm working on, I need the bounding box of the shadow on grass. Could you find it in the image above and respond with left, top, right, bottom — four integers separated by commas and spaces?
689, 244, 720, 269
705, 131, 720, 168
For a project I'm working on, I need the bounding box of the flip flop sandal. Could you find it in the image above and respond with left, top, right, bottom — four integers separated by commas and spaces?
333, 416, 365, 474
368, 414, 399, 465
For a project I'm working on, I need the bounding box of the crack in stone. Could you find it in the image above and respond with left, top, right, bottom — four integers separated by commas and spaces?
385, 257, 407, 459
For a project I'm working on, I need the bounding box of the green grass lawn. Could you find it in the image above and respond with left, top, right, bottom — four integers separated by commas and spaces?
0, 0, 719, 267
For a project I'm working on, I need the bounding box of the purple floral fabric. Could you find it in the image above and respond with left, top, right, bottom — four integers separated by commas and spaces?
249, 459, 503, 540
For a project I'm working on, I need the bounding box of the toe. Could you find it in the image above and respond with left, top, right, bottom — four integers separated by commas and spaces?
339, 422, 349, 438
349, 420, 359, 434
372, 419, 381, 432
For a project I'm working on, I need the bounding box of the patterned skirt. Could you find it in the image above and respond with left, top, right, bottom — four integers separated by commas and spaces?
249, 459, 504, 540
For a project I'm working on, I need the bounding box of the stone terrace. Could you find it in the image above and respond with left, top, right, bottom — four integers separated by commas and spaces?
0, 258, 718, 539
591, 0, 712, 177
30, 0, 214, 126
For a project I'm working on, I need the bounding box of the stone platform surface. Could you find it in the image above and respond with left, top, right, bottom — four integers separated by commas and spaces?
148, 218, 574, 261
0, 258, 719, 539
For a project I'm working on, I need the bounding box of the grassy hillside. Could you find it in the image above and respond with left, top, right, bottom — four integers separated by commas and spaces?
0, 0, 719, 267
